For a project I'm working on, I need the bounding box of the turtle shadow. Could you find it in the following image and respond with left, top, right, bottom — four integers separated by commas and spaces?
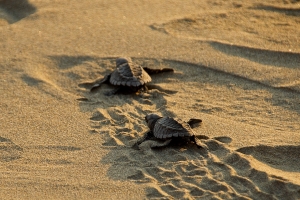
0, 0, 36, 24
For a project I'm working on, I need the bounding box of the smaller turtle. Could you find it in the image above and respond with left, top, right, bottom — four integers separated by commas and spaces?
132, 113, 208, 149
91, 57, 174, 95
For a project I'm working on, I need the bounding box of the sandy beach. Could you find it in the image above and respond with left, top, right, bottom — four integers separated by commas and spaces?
1, 0, 300, 199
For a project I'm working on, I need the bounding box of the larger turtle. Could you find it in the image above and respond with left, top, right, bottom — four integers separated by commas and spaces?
90, 57, 174, 95
132, 113, 208, 149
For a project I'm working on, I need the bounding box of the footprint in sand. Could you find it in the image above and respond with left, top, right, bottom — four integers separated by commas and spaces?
0, 0, 36, 25
87, 91, 171, 147
70, 57, 177, 148
103, 137, 300, 199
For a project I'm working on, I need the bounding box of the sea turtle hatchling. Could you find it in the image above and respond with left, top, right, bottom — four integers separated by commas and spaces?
132, 113, 208, 149
90, 57, 174, 95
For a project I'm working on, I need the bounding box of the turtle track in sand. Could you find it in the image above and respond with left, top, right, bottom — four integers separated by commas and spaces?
102, 138, 300, 199
70, 57, 300, 199
19, 55, 300, 199
29, 55, 300, 199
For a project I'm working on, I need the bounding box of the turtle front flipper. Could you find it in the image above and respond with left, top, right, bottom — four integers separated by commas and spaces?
105, 86, 143, 96
143, 67, 174, 75
132, 131, 154, 150
191, 135, 208, 150
150, 139, 172, 149
187, 118, 202, 128
141, 85, 149, 93
104, 87, 122, 96
90, 74, 111, 92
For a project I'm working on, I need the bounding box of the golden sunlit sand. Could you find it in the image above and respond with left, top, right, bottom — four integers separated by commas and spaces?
1, 0, 300, 199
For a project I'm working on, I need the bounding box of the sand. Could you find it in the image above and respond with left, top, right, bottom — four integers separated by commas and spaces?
0, 0, 300, 199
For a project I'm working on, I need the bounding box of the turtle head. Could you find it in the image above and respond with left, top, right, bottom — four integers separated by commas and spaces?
116, 57, 132, 67
145, 113, 162, 130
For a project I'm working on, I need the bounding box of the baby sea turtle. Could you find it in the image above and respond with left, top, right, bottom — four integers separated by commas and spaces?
132, 113, 208, 149
91, 57, 174, 95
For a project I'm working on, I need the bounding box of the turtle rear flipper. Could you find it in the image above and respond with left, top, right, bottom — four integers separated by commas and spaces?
132, 142, 141, 150
150, 139, 172, 149
196, 135, 210, 140
141, 85, 149, 93
90, 74, 111, 92
104, 87, 122, 96
191, 135, 208, 150
147, 85, 177, 95
143, 67, 174, 75
132, 131, 155, 150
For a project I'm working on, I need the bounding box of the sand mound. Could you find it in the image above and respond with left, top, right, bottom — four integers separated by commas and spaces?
151, 3, 300, 52
149, 4, 300, 93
